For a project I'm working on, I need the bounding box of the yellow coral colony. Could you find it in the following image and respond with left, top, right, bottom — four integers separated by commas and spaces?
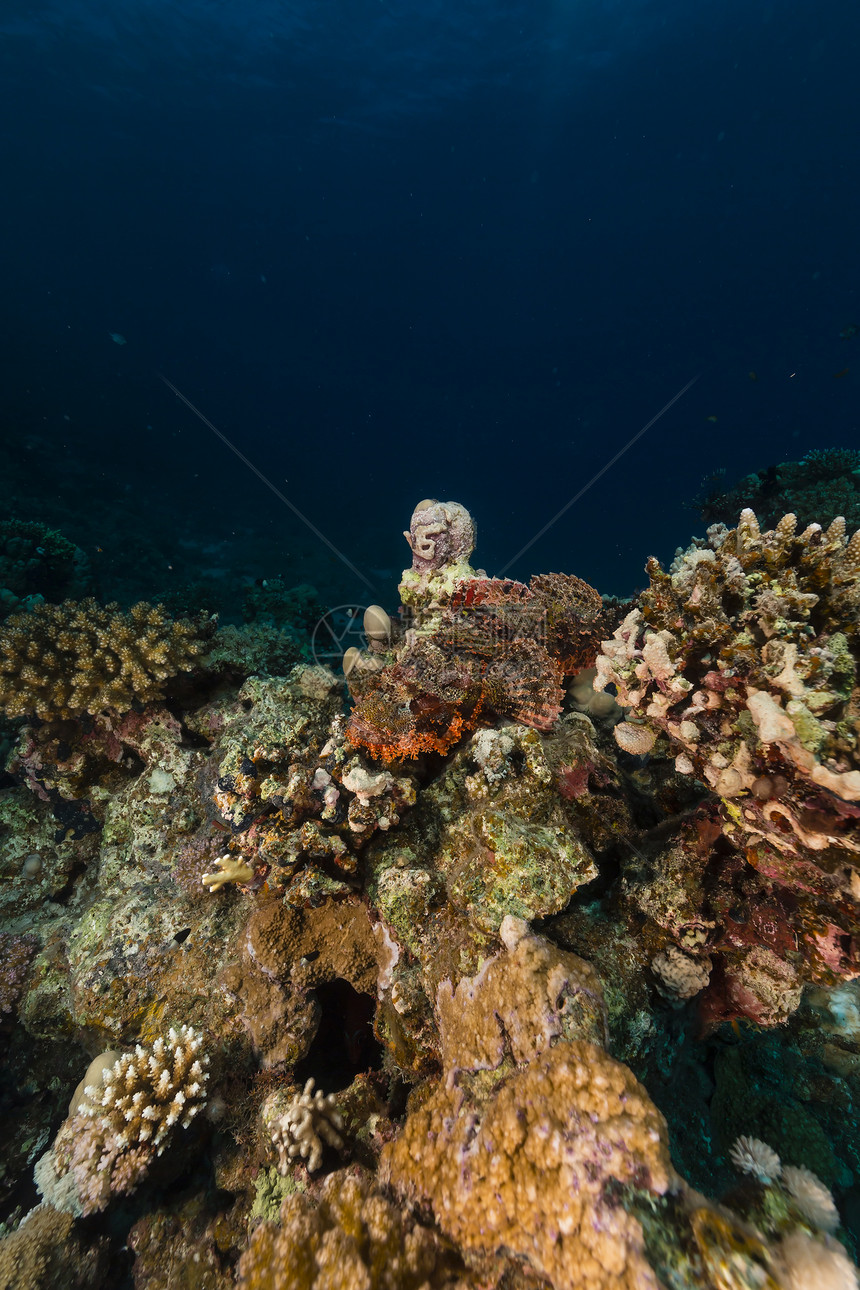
0, 598, 210, 719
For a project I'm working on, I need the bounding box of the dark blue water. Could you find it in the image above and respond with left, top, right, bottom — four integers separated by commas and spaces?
2, 0, 858, 613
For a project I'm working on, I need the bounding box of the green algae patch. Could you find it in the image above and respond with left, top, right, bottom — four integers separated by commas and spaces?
249, 1167, 305, 1224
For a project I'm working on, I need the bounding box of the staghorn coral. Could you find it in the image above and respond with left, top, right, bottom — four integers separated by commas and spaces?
346, 502, 605, 761
0, 598, 213, 719
46, 1025, 209, 1214
594, 508, 860, 1021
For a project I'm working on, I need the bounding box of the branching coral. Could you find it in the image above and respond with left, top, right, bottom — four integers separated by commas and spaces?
269, 1078, 345, 1174
0, 598, 213, 718
44, 1025, 209, 1214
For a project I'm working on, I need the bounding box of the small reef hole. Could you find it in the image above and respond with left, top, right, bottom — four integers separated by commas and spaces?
294, 979, 383, 1094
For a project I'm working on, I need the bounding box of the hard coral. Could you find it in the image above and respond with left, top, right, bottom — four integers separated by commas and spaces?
699, 448, 860, 534
380, 918, 673, 1290
46, 1025, 209, 1214
237, 1166, 471, 1290
595, 508, 860, 1019
0, 518, 90, 618
0, 1204, 108, 1290
208, 670, 416, 891
0, 598, 212, 718
269, 1077, 345, 1174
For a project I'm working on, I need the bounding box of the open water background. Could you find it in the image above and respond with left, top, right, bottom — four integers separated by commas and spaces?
1, 0, 858, 611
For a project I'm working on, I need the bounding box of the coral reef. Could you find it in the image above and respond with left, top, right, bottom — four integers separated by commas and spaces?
699, 448, 860, 534
595, 507, 860, 1024
242, 579, 326, 636
3, 496, 860, 1289
0, 518, 92, 619
0, 598, 213, 719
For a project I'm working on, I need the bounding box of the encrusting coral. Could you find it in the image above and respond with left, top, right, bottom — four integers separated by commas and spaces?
38, 1025, 209, 1215
0, 1203, 109, 1290
0, 598, 212, 719
237, 1166, 472, 1290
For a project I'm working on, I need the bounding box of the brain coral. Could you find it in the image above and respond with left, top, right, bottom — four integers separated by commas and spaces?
0, 598, 212, 718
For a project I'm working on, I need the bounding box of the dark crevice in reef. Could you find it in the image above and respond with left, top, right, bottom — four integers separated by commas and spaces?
294, 979, 383, 1095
